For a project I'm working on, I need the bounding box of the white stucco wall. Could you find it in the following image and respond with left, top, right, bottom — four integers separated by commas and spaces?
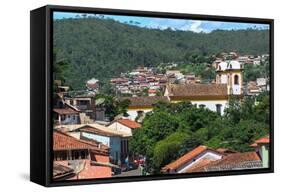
126, 108, 153, 120
191, 100, 228, 115
107, 122, 132, 135
221, 74, 228, 84
81, 132, 110, 146
232, 84, 241, 95
59, 114, 79, 125
231, 73, 242, 95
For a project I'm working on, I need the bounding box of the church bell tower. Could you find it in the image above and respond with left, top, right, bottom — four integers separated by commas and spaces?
216, 60, 243, 95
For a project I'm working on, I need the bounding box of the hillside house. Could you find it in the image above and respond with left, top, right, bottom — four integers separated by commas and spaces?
53, 130, 111, 180
161, 145, 224, 174
64, 124, 131, 165
64, 95, 96, 122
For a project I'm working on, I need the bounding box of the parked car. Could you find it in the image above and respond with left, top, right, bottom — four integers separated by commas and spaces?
121, 162, 138, 172
112, 166, 121, 175
134, 158, 145, 165
121, 164, 129, 172
128, 162, 138, 170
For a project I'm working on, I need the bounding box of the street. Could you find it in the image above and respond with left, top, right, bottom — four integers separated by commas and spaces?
113, 166, 142, 177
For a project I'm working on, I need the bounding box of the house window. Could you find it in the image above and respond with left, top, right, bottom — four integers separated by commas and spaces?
58, 101, 63, 108
61, 115, 66, 121
216, 104, 222, 115
78, 100, 89, 105
136, 110, 144, 122
54, 151, 68, 161
199, 104, 206, 108
227, 75, 230, 84
234, 75, 239, 85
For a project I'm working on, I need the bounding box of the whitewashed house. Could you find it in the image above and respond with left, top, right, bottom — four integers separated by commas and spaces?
107, 119, 141, 136
162, 145, 224, 174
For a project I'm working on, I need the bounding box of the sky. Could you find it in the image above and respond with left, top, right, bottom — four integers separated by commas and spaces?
53, 12, 269, 33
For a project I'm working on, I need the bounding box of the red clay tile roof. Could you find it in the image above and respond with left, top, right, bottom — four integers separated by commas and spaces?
166, 84, 228, 97
216, 148, 237, 154
148, 89, 157, 93
79, 136, 109, 151
121, 96, 169, 108
54, 130, 95, 150
162, 145, 209, 171
53, 130, 108, 153
117, 119, 141, 129
185, 158, 213, 173
53, 162, 74, 180
250, 143, 258, 147
53, 108, 78, 115
255, 135, 270, 144
188, 151, 261, 172
250, 135, 270, 147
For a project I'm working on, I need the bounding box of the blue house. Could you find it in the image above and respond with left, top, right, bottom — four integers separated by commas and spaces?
75, 125, 130, 165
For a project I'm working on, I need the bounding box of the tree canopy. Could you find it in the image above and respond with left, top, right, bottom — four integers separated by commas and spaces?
54, 17, 269, 90
129, 93, 270, 174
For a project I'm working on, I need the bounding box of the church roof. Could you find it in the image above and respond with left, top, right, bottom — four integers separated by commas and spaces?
120, 96, 169, 108
217, 60, 242, 71
166, 84, 228, 98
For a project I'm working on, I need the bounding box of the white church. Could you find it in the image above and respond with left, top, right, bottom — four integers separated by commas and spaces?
164, 60, 243, 115
122, 60, 243, 120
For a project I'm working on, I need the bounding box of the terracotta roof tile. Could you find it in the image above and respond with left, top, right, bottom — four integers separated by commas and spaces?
254, 135, 270, 144
148, 89, 157, 93
216, 148, 237, 154
121, 96, 169, 107
189, 151, 261, 172
117, 119, 141, 129
53, 130, 108, 153
53, 108, 78, 115
162, 145, 208, 171
53, 162, 74, 180
78, 126, 122, 137
166, 84, 228, 97
250, 135, 270, 147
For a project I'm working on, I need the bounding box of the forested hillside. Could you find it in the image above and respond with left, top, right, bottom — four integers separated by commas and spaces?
53, 17, 269, 90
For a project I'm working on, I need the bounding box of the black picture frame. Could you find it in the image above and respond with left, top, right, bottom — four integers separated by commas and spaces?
30, 4, 274, 187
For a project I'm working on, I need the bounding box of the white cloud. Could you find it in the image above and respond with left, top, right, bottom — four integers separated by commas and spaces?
190, 20, 202, 32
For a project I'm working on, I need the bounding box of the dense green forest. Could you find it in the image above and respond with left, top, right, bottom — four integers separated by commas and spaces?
53, 17, 269, 90
129, 93, 269, 174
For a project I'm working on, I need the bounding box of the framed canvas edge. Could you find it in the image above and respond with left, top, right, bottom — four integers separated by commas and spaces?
31, 4, 274, 187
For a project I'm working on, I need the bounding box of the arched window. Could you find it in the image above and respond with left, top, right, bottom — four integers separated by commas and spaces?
227, 75, 230, 84
234, 75, 239, 85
